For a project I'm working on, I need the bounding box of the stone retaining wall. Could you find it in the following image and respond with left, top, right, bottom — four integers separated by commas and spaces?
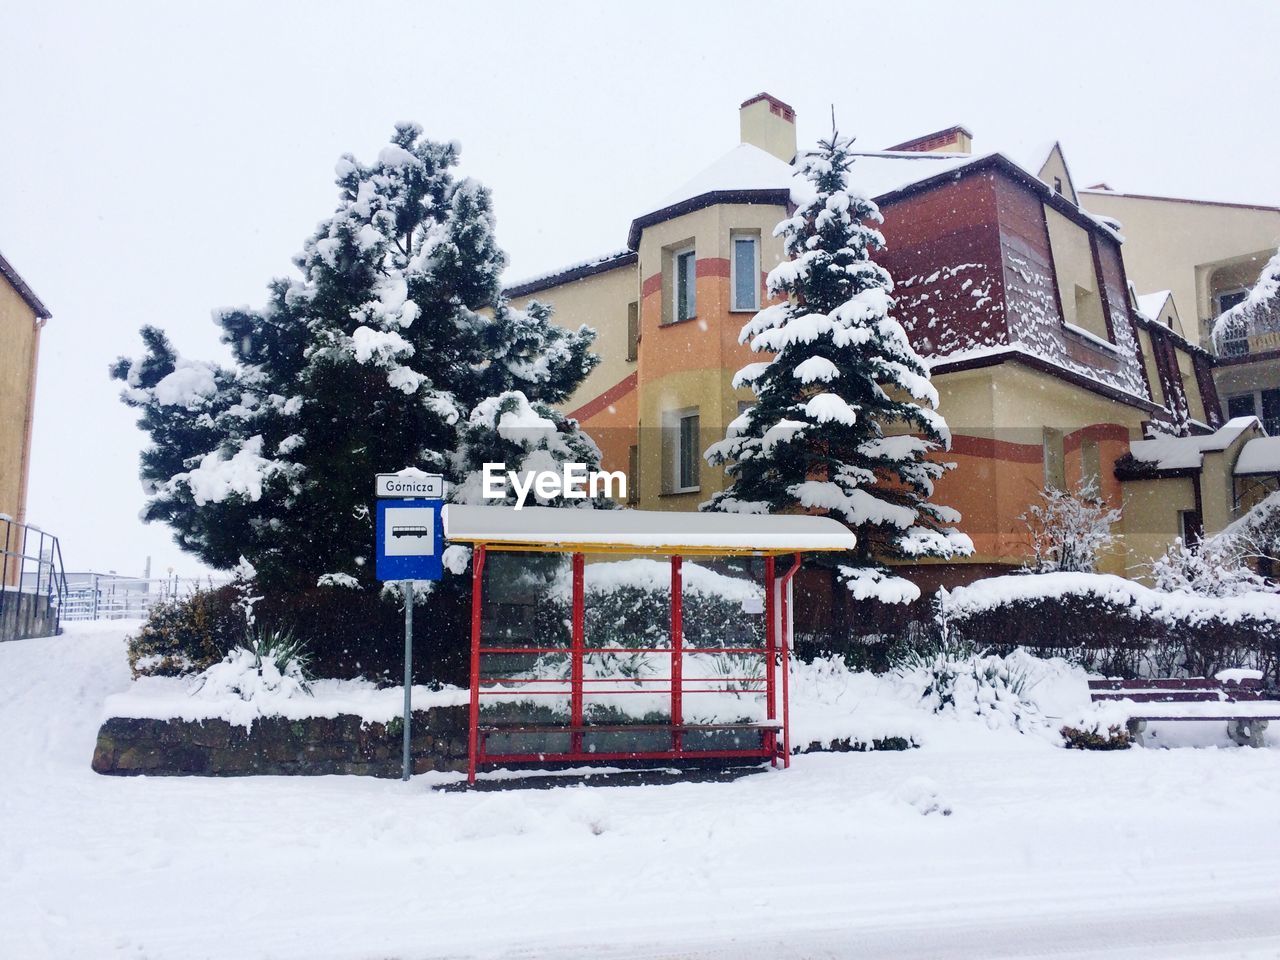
92, 706, 470, 777
92, 708, 913, 777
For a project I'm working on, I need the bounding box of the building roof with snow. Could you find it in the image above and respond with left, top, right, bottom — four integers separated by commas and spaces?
0, 247, 51, 320
1136, 290, 1173, 322
626, 143, 809, 249
1234, 436, 1280, 476
503, 249, 637, 300
1121, 417, 1259, 473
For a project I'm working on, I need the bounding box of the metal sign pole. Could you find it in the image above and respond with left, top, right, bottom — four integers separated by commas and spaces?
402, 579, 413, 782
373, 472, 444, 784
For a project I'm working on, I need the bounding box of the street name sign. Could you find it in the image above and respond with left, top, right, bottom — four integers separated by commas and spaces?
376, 473, 445, 499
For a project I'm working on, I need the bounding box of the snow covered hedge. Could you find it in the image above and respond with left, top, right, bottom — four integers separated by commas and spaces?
572, 558, 764, 650
940, 573, 1280, 679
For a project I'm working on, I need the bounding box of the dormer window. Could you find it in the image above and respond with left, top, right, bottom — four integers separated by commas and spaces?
1053, 176, 1064, 195
675, 247, 696, 321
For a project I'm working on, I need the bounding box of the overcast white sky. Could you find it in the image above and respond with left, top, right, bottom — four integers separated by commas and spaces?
3, 0, 1278, 577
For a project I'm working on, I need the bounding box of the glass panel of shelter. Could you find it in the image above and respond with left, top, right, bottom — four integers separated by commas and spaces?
579, 551, 672, 757
476, 550, 572, 758
678, 556, 771, 754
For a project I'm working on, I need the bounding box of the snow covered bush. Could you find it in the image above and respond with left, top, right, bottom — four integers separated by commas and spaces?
1021, 478, 1122, 574
1214, 490, 1280, 579
942, 572, 1280, 681
127, 586, 243, 678
192, 630, 311, 702
1059, 723, 1132, 751
578, 560, 765, 652
894, 645, 1041, 733
703, 132, 971, 605
1151, 536, 1269, 597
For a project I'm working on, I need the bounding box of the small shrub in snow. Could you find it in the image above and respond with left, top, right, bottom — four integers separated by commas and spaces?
246, 625, 311, 679
316, 573, 361, 590
1060, 723, 1133, 751
194, 627, 312, 702
1021, 478, 1122, 574
894, 776, 952, 816
895, 645, 1041, 733
1151, 536, 1269, 598
127, 586, 243, 678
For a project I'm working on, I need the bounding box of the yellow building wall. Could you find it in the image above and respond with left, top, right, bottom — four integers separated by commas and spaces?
1036, 145, 1078, 206
1136, 328, 1166, 407
1080, 191, 1280, 347
926, 362, 1147, 574
0, 279, 40, 526
1044, 206, 1109, 341
1122, 476, 1195, 580
1, 279, 41, 584
507, 262, 638, 419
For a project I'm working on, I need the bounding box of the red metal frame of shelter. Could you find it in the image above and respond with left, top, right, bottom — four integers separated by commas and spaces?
464, 546, 803, 784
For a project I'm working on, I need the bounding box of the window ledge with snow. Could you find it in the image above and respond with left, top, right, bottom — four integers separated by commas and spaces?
1061, 322, 1123, 356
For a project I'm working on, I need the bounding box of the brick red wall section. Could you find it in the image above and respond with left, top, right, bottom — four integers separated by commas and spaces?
875, 173, 1010, 358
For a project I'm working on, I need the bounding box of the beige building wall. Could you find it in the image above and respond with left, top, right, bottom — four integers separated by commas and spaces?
0, 278, 41, 526
1044, 206, 1109, 341
1201, 421, 1266, 534
1135, 327, 1167, 408
507, 262, 638, 419
1080, 191, 1280, 347
1036, 145, 1078, 206
1122, 476, 1196, 579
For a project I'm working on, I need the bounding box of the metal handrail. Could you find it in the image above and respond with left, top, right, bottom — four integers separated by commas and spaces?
1, 515, 67, 638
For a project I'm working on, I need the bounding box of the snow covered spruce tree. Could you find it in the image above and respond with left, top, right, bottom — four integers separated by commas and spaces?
704, 133, 972, 603
113, 124, 600, 595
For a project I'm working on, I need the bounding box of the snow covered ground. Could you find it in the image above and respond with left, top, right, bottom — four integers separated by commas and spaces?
3, 623, 1280, 960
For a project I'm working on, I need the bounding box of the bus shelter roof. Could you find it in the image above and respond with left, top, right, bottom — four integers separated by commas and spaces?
442, 504, 856, 556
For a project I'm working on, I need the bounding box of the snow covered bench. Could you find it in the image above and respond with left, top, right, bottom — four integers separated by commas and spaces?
1088, 678, 1280, 747
477, 721, 784, 764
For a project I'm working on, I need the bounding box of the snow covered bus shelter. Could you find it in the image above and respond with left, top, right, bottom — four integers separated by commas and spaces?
441, 505, 856, 784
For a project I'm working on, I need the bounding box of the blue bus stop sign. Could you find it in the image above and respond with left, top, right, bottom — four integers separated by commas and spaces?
375, 498, 444, 582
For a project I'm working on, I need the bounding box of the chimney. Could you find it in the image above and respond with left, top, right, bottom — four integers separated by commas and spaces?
739, 93, 797, 164
885, 125, 973, 155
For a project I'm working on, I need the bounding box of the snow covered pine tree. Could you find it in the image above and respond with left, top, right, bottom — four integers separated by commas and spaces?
704, 133, 972, 603
112, 124, 601, 593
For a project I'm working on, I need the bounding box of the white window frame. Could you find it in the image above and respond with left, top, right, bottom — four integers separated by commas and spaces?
674, 246, 697, 322
664, 407, 701, 494
730, 232, 760, 312
1179, 509, 1202, 545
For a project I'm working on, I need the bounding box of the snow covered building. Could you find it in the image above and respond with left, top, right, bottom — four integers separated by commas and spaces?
0, 249, 51, 578
1080, 186, 1280, 434
0, 248, 48, 532
505, 95, 1241, 588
